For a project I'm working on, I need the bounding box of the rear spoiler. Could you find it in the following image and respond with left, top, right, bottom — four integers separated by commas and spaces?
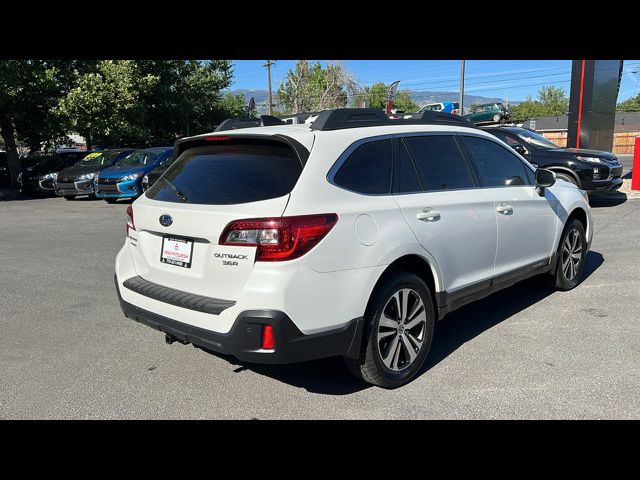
214, 115, 286, 132
170, 132, 310, 167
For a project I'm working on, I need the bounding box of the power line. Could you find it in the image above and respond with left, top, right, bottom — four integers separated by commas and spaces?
399, 65, 573, 88
396, 71, 574, 92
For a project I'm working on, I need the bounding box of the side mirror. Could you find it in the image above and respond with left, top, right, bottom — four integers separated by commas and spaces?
535, 168, 555, 196
513, 144, 527, 155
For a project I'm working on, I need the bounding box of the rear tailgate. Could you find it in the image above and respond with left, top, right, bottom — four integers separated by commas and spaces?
129, 194, 289, 301
125, 134, 309, 303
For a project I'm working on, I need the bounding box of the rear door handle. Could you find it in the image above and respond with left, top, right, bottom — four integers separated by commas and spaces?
496, 203, 513, 215
416, 208, 441, 222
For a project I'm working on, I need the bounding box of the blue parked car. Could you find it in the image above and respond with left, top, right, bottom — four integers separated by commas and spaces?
95, 147, 174, 203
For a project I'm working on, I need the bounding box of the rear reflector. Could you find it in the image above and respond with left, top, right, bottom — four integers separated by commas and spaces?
261, 325, 275, 350
220, 213, 338, 261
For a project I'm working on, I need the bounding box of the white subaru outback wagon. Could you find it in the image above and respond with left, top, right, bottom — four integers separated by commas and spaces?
115, 108, 592, 388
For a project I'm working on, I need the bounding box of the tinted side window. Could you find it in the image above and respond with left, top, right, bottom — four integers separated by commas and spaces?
395, 141, 422, 193
461, 136, 533, 188
333, 139, 392, 194
403, 135, 475, 191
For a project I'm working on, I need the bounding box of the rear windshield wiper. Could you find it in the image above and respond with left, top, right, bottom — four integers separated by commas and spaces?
161, 177, 189, 203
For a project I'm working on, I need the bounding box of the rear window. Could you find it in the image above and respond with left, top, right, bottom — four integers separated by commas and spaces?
145, 141, 303, 205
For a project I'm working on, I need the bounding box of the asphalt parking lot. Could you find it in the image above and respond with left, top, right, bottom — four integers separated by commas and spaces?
1, 188, 639, 419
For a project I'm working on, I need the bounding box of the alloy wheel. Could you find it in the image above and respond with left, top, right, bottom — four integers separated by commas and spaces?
377, 288, 427, 371
561, 228, 582, 281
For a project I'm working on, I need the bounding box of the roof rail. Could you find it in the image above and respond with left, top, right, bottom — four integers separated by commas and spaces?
214, 115, 288, 132
280, 112, 320, 124
310, 108, 476, 131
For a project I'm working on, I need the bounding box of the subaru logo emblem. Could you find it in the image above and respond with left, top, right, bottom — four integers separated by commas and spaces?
159, 214, 173, 227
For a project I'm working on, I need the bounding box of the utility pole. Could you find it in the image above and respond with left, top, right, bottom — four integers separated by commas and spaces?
459, 60, 465, 116
263, 60, 276, 115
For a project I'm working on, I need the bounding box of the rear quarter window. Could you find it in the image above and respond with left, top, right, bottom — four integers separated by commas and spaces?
146, 140, 303, 205
332, 139, 392, 194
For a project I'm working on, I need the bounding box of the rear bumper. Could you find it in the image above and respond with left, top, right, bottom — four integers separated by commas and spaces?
115, 275, 363, 364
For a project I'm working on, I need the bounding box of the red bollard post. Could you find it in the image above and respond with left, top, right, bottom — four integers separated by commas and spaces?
633, 137, 640, 191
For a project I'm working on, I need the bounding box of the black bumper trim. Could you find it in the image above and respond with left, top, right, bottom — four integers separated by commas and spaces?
115, 275, 363, 364
123, 275, 235, 315
583, 175, 623, 192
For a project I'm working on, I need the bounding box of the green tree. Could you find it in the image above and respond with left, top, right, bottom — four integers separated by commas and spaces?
277, 61, 356, 114
355, 82, 386, 108
136, 60, 233, 139
354, 82, 419, 112
0, 60, 95, 187
56, 60, 235, 147
510, 85, 569, 120
55, 60, 159, 149
617, 93, 640, 112
394, 90, 419, 112
220, 92, 251, 118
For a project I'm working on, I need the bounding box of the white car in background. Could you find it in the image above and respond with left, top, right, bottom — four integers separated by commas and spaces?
418, 101, 460, 115
115, 108, 592, 388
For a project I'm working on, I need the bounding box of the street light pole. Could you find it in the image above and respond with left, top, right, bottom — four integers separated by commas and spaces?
263, 60, 276, 115
460, 60, 465, 116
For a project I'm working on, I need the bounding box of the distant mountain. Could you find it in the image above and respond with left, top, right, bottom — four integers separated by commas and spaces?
408, 91, 520, 108
226, 88, 519, 114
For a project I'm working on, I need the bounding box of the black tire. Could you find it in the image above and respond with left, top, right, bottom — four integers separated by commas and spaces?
104, 198, 118, 204
63, 195, 75, 201
554, 172, 579, 187
547, 218, 587, 291
346, 271, 435, 388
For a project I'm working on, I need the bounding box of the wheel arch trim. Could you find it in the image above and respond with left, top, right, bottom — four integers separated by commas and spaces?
547, 166, 582, 187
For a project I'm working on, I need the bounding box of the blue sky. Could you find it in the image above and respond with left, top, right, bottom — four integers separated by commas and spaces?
230, 60, 640, 102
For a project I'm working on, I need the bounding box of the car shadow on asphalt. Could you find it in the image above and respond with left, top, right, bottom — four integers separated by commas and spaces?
589, 192, 627, 207
0, 188, 52, 201
206, 251, 604, 395
421, 250, 604, 376
0, 189, 105, 202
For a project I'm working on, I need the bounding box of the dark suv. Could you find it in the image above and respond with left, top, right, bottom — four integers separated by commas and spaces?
482, 126, 623, 192
18, 151, 91, 196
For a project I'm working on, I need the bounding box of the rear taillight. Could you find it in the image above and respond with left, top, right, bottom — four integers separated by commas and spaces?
126, 205, 135, 236
451, 109, 459, 115
219, 213, 338, 261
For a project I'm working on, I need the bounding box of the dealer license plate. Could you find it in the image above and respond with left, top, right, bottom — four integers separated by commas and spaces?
160, 236, 194, 268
